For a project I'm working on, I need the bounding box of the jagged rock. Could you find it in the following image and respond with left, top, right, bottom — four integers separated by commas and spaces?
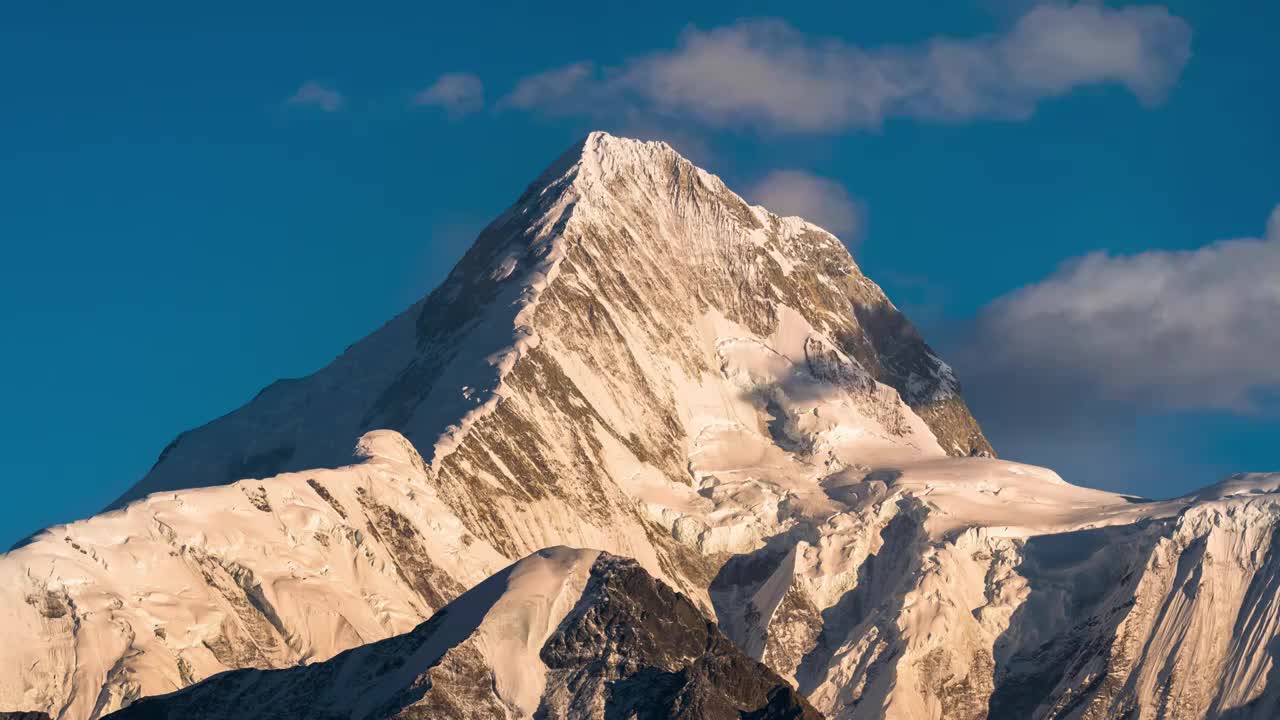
102, 549, 819, 720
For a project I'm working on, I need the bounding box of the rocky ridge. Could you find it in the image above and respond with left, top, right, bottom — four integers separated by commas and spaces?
101, 548, 820, 720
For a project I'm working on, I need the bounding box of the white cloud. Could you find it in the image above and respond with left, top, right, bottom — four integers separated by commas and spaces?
501, 3, 1190, 132
748, 170, 863, 240
975, 205, 1280, 411
287, 81, 343, 112
501, 62, 596, 111
413, 72, 485, 115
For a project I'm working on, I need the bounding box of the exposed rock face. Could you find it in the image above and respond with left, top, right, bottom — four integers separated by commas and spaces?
989, 486, 1280, 720
538, 553, 822, 719
3, 133, 1279, 720
102, 549, 819, 720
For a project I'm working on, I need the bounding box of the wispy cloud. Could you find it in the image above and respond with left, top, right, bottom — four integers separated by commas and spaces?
287, 81, 344, 112
969, 205, 1280, 412
501, 62, 595, 111
747, 170, 863, 241
502, 3, 1191, 132
413, 72, 485, 115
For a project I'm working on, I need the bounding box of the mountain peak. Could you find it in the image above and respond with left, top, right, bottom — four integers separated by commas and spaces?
576, 131, 730, 199
519, 130, 716, 214
579, 130, 681, 170
107, 130, 991, 509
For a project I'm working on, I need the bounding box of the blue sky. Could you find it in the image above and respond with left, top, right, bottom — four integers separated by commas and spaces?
1, 1, 1277, 547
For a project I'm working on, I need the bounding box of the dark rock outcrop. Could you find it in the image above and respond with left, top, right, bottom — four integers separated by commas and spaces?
104, 550, 821, 720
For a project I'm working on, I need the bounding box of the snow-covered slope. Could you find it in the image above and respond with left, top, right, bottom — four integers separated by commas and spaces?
0, 431, 511, 719
101, 548, 820, 720
2, 133, 1278, 720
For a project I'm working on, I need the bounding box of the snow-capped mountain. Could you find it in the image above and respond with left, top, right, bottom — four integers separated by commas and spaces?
108, 131, 990, 514
101, 547, 820, 720
2, 133, 1278, 720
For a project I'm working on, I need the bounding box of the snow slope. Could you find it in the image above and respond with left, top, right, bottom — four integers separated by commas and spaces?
2, 133, 1278, 720
0, 431, 510, 719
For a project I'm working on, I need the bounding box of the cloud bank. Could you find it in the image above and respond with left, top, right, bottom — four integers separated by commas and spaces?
748, 170, 863, 240
973, 205, 1280, 412
503, 3, 1191, 132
